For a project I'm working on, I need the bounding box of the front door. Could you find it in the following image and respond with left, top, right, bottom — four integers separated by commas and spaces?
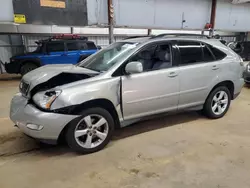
121, 42, 180, 120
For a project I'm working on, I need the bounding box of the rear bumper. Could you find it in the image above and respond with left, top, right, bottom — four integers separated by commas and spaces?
233, 78, 245, 99
5, 61, 21, 74
10, 93, 79, 142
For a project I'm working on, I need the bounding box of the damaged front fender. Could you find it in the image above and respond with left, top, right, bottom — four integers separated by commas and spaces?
50, 77, 123, 120
23, 64, 123, 122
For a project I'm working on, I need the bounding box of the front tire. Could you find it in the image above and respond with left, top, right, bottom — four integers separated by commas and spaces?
20, 63, 38, 76
66, 107, 114, 154
203, 86, 231, 119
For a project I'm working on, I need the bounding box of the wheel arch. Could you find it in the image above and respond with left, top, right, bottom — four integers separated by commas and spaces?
207, 80, 234, 100
20, 58, 41, 69
57, 98, 121, 143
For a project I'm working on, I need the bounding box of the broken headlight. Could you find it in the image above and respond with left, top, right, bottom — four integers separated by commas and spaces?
33, 90, 61, 110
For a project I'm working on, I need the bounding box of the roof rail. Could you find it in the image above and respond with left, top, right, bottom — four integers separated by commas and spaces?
38, 34, 88, 43
151, 33, 211, 39
123, 35, 153, 40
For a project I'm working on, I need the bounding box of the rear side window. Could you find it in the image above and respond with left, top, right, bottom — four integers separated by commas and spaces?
209, 46, 226, 60
177, 41, 203, 65
201, 43, 215, 62
87, 42, 97, 50
67, 42, 78, 51
47, 42, 65, 52
78, 42, 87, 50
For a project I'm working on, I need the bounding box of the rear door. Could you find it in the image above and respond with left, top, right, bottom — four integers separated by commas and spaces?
176, 41, 220, 109
40, 42, 69, 65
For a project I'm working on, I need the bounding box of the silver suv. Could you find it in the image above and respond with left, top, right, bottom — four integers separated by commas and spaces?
10, 34, 245, 153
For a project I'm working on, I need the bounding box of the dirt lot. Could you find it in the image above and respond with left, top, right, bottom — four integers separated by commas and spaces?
0, 75, 250, 188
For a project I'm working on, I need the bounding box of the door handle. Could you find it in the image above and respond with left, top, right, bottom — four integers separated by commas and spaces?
212, 65, 219, 70
168, 72, 178, 78
61, 54, 67, 56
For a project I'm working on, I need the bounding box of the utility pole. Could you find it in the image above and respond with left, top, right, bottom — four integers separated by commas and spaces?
108, 0, 115, 44
209, 0, 217, 37
147, 29, 152, 36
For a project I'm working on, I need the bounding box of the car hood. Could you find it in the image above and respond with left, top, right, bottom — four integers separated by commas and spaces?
12, 52, 40, 58
22, 64, 99, 91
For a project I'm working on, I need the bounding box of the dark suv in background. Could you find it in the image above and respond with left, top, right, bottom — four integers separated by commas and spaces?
5, 34, 100, 76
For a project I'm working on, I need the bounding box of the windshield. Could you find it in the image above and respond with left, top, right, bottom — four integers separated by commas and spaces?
78, 42, 138, 72
32, 42, 43, 53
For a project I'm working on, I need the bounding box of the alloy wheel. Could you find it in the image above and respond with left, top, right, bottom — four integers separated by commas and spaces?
211, 91, 229, 115
74, 114, 109, 149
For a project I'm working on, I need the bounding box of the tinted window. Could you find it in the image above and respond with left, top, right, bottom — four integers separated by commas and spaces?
202, 44, 215, 62
47, 42, 64, 52
67, 42, 78, 51
210, 46, 226, 60
130, 43, 172, 71
87, 42, 97, 50
112, 42, 172, 76
177, 41, 203, 65
78, 42, 87, 50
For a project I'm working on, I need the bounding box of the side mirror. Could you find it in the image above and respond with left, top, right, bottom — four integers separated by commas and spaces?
97, 45, 102, 50
125, 61, 143, 74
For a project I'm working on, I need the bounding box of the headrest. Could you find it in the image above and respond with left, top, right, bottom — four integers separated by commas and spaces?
165, 52, 170, 61
158, 50, 170, 61
138, 50, 152, 60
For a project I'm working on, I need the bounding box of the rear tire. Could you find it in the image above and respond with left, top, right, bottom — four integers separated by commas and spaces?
20, 63, 38, 76
66, 107, 114, 154
203, 86, 231, 119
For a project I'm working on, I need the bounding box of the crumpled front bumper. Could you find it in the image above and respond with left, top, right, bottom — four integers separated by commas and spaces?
10, 93, 79, 142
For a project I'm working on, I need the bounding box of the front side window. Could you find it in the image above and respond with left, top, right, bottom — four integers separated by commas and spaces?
128, 43, 172, 71
47, 42, 65, 52
177, 41, 203, 65
87, 42, 97, 50
113, 42, 174, 76
78, 42, 138, 72
32, 42, 44, 53
78, 42, 88, 50
67, 42, 78, 51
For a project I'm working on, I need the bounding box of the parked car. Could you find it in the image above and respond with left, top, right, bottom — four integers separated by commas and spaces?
5, 34, 99, 76
244, 62, 250, 84
10, 34, 245, 154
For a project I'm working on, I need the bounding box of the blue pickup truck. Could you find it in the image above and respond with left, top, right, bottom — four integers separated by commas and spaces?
5, 34, 99, 76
